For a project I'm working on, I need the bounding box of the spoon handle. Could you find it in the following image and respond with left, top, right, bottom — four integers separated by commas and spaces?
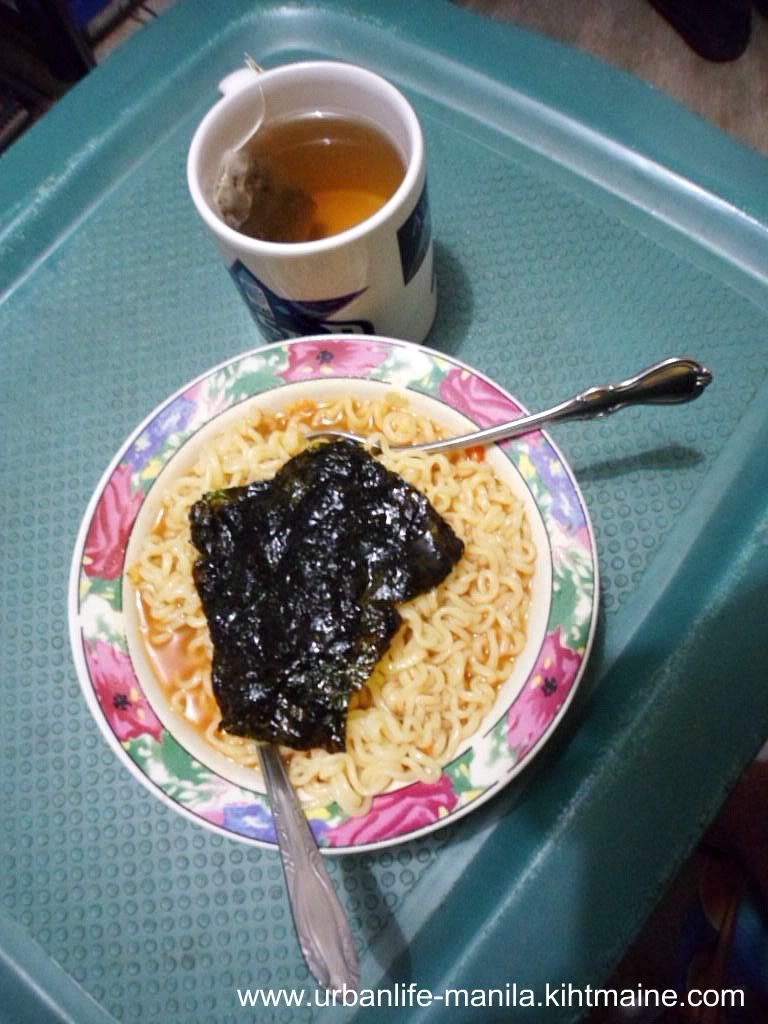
258, 745, 360, 992
410, 357, 713, 455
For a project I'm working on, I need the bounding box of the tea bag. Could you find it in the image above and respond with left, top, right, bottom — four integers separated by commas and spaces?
213, 147, 317, 243
213, 148, 262, 231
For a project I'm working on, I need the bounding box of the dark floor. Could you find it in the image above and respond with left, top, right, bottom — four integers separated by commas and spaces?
456, 0, 768, 156
0, 0, 173, 153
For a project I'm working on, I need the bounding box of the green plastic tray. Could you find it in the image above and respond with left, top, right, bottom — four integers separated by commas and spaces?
2, 1, 768, 1021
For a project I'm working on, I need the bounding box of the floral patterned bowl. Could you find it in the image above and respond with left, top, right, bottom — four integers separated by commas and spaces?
69, 336, 598, 853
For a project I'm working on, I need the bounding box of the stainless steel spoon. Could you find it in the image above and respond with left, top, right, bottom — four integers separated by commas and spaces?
308, 356, 713, 455
257, 745, 360, 992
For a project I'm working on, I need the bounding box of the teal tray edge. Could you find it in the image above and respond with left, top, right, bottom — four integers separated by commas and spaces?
0, 910, 117, 1024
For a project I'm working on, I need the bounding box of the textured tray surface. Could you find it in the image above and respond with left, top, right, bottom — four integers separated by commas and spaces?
2, 1, 768, 1022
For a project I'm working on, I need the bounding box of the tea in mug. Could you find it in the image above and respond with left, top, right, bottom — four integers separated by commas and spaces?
215, 112, 406, 243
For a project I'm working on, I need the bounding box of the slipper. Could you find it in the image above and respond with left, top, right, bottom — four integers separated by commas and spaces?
649, 0, 751, 61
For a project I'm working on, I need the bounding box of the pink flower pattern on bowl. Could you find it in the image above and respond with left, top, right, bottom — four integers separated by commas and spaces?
506, 627, 583, 760
72, 336, 597, 851
85, 638, 164, 743
327, 776, 457, 848
83, 463, 143, 580
279, 338, 390, 381
439, 367, 523, 428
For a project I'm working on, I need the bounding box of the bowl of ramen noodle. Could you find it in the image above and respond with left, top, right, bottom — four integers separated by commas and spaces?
69, 336, 598, 853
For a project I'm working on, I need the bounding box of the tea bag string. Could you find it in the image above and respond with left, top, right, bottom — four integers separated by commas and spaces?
234, 53, 266, 148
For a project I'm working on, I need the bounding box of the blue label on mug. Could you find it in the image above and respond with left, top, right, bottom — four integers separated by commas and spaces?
397, 181, 431, 286
229, 261, 374, 342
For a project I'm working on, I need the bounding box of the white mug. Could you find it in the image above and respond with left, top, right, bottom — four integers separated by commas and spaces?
187, 61, 436, 344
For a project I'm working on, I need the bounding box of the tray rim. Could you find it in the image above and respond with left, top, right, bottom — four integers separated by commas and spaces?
2, 0, 768, 304
2, 1, 768, 1020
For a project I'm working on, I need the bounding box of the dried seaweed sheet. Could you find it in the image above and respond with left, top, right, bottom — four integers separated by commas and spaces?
189, 439, 464, 752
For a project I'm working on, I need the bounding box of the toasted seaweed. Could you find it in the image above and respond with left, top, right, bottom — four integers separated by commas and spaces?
189, 439, 464, 752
